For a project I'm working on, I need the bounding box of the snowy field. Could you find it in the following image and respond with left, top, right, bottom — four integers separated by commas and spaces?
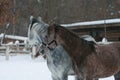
0, 54, 114, 80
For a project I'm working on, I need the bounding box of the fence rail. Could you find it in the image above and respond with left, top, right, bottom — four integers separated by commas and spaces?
0, 43, 36, 60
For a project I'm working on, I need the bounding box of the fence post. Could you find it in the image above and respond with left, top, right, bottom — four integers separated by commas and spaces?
31, 45, 36, 59
5, 46, 10, 60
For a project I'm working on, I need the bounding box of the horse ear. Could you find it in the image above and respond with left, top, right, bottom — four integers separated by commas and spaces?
37, 16, 48, 25
30, 16, 34, 21
37, 16, 42, 21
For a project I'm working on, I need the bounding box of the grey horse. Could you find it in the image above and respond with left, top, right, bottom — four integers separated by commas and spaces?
28, 16, 76, 80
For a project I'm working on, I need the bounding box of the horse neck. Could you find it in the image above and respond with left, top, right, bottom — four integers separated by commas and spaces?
56, 26, 84, 60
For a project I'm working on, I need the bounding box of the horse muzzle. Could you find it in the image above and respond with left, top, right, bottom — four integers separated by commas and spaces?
31, 43, 46, 58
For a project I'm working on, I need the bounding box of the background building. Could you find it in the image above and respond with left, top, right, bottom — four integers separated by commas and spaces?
0, 0, 120, 41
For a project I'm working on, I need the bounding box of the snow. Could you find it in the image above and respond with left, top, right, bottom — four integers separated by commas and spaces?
0, 54, 51, 80
0, 54, 114, 80
98, 38, 113, 44
61, 18, 120, 28
102, 37, 108, 43
15, 40, 20, 44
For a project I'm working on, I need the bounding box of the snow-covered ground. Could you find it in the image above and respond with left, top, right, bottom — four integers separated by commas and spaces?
0, 54, 114, 80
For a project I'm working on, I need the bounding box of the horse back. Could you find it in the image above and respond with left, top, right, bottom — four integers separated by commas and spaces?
80, 42, 120, 78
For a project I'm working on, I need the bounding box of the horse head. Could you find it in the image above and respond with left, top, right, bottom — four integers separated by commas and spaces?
28, 16, 49, 58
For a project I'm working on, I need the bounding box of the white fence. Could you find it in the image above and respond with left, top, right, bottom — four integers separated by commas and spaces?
0, 43, 36, 60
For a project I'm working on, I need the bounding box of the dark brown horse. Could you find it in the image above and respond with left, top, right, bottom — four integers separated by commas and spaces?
45, 24, 120, 80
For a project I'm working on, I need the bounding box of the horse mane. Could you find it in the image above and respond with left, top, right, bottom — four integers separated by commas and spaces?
48, 24, 81, 48
53, 24, 80, 41
55, 24, 96, 44
55, 24, 96, 50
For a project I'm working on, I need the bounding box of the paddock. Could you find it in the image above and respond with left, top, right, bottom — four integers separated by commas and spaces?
0, 54, 114, 80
